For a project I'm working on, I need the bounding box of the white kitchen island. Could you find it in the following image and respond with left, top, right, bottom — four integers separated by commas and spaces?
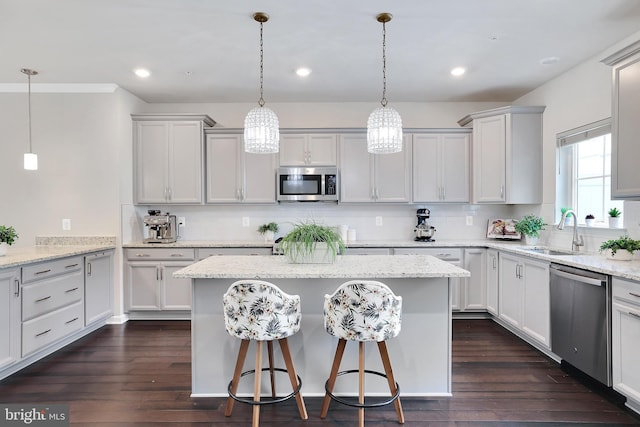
173, 254, 469, 397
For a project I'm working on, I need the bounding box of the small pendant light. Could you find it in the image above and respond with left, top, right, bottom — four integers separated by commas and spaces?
367, 13, 403, 154
244, 12, 279, 154
21, 68, 39, 170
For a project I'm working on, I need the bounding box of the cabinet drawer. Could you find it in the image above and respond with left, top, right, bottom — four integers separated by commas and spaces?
197, 247, 272, 259
22, 256, 83, 284
22, 301, 84, 357
125, 248, 195, 261
613, 277, 640, 308
393, 247, 462, 261
22, 270, 84, 321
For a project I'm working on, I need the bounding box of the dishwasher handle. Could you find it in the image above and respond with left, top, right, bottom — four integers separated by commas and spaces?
550, 267, 605, 287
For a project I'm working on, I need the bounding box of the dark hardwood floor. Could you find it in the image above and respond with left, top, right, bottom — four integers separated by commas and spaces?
1, 319, 639, 426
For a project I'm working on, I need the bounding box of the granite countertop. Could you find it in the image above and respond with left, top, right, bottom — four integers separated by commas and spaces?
0, 236, 116, 269
173, 254, 470, 279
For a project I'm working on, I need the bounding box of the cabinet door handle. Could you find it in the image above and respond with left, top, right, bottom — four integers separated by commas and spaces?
167, 187, 172, 201
36, 329, 52, 337
65, 287, 79, 293
135, 253, 151, 257
500, 185, 505, 199
87, 262, 92, 276
442, 187, 446, 200
156, 267, 160, 281
35, 269, 52, 275
629, 292, 640, 298
492, 257, 497, 269
160, 268, 164, 281
65, 263, 79, 269
14, 279, 20, 297
170, 253, 184, 257
629, 312, 640, 319
36, 296, 52, 303
65, 317, 80, 324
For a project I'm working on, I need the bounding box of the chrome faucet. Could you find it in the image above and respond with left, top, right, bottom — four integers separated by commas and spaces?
557, 209, 584, 252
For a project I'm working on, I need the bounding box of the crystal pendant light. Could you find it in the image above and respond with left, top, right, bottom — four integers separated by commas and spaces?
244, 12, 279, 154
21, 68, 39, 170
367, 13, 403, 154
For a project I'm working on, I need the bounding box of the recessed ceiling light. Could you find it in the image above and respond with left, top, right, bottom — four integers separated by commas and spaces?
540, 56, 560, 65
134, 68, 151, 78
295, 67, 311, 77
451, 67, 466, 76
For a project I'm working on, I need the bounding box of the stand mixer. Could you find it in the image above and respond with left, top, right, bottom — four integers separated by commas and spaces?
414, 208, 436, 241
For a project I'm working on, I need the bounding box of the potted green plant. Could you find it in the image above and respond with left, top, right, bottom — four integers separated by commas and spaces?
0, 225, 18, 256
599, 235, 640, 260
280, 221, 346, 264
585, 214, 595, 227
514, 214, 546, 246
257, 222, 279, 242
608, 207, 622, 228
561, 207, 573, 225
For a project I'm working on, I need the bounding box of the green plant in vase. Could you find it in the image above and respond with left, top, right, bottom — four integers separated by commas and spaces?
280, 221, 345, 264
257, 222, 279, 242
600, 235, 640, 260
514, 215, 545, 245
608, 207, 622, 228
0, 225, 18, 256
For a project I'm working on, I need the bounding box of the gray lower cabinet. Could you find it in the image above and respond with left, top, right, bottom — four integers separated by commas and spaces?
124, 248, 195, 315
21, 257, 85, 357
85, 250, 114, 325
498, 252, 550, 349
0, 268, 20, 370
486, 249, 499, 315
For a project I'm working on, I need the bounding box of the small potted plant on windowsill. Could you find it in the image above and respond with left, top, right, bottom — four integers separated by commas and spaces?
600, 235, 640, 260
0, 225, 19, 256
608, 208, 622, 228
514, 214, 546, 246
585, 214, 595, 227
257, 222, 279, 243
561, 207, 573, 225
280, 221, 346, 264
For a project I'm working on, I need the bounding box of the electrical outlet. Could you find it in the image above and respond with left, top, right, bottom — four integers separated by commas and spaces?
62, 218, 71, 230
178, 217, 186, 227
466, 215, 473, 226
375, 216, 383, 226
242, 217, 250, 227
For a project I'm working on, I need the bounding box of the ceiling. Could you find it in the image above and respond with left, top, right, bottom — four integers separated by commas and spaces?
2, 0, 640, 104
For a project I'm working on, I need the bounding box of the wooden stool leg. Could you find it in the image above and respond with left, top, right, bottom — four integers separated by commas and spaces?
320, 339, 347, 418
377, 341, 404, 424
278, 338, 308, 420
225, 339, 250, 417
358, 341, 365, 427
253, 341, 263, 427
267, 341, 276, 398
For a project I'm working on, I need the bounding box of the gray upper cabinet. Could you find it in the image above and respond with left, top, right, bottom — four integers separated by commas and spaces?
458, 106, 545, 204
132, 114, 215, 204
339, 133, 412, 203
205, 133, 277, 204
279, 134, 337, 166
412, 132, 470, 203
603, 41, 640, 199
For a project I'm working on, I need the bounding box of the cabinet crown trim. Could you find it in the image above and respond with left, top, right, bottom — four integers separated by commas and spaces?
457, 105, 546, 127
131, 113, 216, 127
601, 40, 640, 66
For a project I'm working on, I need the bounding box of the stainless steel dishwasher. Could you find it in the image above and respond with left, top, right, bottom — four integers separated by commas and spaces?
550, 263, 611, 386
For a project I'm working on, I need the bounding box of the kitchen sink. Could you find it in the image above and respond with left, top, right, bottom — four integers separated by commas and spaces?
519, 247, 577, 256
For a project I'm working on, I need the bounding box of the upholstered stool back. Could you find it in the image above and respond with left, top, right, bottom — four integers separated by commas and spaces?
323, 280, 402, 342
223, 280, 301, 341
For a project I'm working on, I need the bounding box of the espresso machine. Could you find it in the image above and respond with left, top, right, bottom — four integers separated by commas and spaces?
143, 210, 178, 243
414, 208, 436, 241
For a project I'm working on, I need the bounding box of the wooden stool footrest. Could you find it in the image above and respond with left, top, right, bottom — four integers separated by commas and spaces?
324, 369, 400, 408
228, 367, 302, 406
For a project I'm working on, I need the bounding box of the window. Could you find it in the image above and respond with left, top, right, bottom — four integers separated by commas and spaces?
556, 119, 622, 225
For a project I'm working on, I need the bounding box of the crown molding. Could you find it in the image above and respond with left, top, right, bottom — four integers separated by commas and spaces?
0, 83, 119, 93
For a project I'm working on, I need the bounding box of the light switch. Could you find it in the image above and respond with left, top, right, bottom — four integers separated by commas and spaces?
466, 216, 473, 226
375, 216, 383, 226
62, 218, 71, 230
242, 217, 250, 227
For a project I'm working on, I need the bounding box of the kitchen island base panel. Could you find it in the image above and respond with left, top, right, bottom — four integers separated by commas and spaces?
191, 277, 451, 397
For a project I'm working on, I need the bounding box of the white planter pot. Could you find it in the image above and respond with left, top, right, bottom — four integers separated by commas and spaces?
605, 249, 633, 261
585, 219, 595, 227
0, 242, 7, 256
524, 235, 539, 246
263, 230, 275, 243
285, 242, 336, 264
609, 217, 622, 228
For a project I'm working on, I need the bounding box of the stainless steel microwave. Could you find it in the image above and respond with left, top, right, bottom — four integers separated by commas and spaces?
277, 166, 339, 202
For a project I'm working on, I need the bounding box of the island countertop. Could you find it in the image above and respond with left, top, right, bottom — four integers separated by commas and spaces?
173, 254, 470, 279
